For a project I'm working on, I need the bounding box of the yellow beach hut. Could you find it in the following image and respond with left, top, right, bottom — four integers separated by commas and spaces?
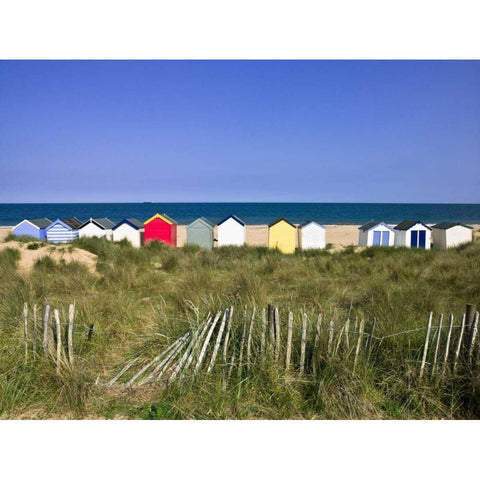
268, 218, 297, 253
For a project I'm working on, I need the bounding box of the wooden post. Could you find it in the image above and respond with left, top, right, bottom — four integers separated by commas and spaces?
193, 311, 222, 375
222, 307, 233, 365
274, 307, 280, 362
327, 316, 335, 356
344, 318, 350, 351
54, 309, 62, 372
260, 308, 267, 355
419, 312, 433, 380
431, 314, 443, 377
237, 316, 247, 379
285, 312, 293, 371
441, 313, 454, 375
453, 314, 466, 373
23, 303, 28, 362
207, 310, 228, 373
246, 307, 256, 369
353, 318, 365, 373
333, 321, 346, 358
311, 313, 322, 374
268, 304, 275, 350
67, 303, 74, 365
32, 303, 37, 356
468, 311, 479, 362
42, 303, 50, 355
107, 357, 139, 387
299, 313, 307, 374
465, 303, 476, 332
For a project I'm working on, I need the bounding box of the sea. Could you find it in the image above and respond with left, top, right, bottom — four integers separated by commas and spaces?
1, 203, 480, 226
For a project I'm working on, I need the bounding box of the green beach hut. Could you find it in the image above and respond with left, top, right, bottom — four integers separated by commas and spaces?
186, 217, 215, 250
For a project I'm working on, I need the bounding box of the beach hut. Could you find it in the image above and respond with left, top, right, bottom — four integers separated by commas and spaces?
186, 217, 215, 250
269, 218, 297, 254
299, 221, 326, 250
79, 218, 115, 240
144, 213, 177, 246
13, 218, 52, 240
112, 218, 144, 248
358, 221, 395, 247
217, 215, 246, 247
394, 220, 432, 249
46, 218, 82, 243
431, 222, 473, 249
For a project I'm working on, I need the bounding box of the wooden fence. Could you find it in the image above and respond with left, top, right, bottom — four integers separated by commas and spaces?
13, 302, 93, 372
107, 303, 480, 390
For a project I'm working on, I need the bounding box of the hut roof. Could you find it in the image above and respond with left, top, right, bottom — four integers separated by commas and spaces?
80, 218, 115, 230
145, 213, 177, 225
61, 218, 82, 229
300, 220, 325, 229
217, 215, 246, 226
113, 218, 144, 230
21, 218, 52, 229
394, 220, 432, 231
189, 217, 215, 228
432, 222, 473, 230
269, 217, 296, 228
359, 221, 394, 232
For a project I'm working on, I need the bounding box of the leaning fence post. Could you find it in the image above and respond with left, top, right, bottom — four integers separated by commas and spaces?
299, 313, 307, 374
431, 314, 443, 378
419, 312, 433, 380
468, 311, 479, 363
23, 303, 28, 362
68, 303, 75, 365
54, 309, 62, 372
441, 313, 454, 375
453, 314, 466, 373
285, 312, 293, 371
42, 303, 50, 355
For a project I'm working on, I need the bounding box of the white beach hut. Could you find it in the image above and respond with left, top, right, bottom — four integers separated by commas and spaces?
217, 215, 246, 247
394, 220, 432, 249
431, 222, 473, 249
112, 218, 145, 248
299, 221, 326, 249
358, 221, 395, 247
79, 218, 115, 240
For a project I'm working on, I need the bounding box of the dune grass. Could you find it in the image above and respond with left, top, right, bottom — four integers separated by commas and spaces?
0, 236, 479, 419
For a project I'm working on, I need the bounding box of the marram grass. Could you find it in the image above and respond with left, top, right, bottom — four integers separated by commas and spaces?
0, 236, 479, 419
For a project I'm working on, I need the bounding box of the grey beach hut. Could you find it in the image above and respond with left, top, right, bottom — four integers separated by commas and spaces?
186, 217, 215, 250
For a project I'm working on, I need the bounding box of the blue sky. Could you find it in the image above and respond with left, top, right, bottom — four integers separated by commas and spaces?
1, 60, 479, 203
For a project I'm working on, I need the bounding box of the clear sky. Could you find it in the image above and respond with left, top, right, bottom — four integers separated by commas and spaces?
1, 60, 479, 203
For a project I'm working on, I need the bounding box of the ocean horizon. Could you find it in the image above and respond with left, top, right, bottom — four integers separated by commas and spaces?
1, 202, 479, 227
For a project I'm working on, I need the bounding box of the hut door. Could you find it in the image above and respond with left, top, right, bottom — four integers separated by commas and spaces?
418, 230, 426, 248
381, 231, 390, 246
372, 231, 381, 246
411, 230, 418, 248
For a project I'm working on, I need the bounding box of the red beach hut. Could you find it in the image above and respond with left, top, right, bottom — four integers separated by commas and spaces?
144, 213, 177, 246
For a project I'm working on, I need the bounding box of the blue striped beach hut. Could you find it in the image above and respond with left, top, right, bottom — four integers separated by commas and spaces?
13, 218, 52, 240
46, 218, 82, 243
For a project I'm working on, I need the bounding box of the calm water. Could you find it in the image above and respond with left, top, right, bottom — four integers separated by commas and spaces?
1, 203, 479, 226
